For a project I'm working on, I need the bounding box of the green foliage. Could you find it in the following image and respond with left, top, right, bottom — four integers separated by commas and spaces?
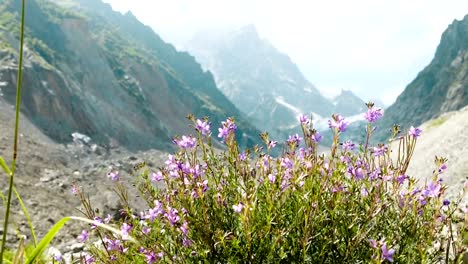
25, 217, 71, 264
76, 115, 466, 263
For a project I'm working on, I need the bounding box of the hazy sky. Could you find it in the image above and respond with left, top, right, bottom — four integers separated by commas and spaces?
103, 0, 467, 105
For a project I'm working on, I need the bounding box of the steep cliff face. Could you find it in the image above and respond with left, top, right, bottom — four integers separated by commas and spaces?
378, 14, 468, 139
0, 0, 260, 151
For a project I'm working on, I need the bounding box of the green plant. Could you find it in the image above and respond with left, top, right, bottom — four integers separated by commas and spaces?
75, 109, 466, 263
1, 0, 27, 261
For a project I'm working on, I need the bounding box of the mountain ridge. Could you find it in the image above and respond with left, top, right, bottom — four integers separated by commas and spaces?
378, 14, 468, 139
0, 0, 261, 151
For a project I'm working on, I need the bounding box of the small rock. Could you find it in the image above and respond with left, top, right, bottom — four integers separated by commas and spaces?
68, 243, 85, 253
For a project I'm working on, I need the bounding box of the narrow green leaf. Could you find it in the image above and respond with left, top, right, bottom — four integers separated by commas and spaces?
25, 217, 71, 264
13, 187, 37, 246
12, 239, 24, 264
0, 156, 12, 176
0, 191, 5, 205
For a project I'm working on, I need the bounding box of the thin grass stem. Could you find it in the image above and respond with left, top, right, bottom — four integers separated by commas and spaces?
1, 0, 26, 262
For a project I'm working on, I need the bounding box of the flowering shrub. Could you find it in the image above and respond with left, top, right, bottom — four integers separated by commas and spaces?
74, 104, 466, 263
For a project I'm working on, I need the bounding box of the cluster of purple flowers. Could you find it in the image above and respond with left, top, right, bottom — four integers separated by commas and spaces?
218, 118, 237, 141
174, 135, 197, 149
195, 119, 211, 136
364, 107, 383, 123
287, 134, 302, 147
328, 114, 349, 132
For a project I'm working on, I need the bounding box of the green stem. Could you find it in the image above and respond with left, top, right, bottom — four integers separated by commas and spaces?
1, 0, 26, 262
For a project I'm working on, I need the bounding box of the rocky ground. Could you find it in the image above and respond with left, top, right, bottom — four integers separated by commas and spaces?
401, 105, 468, 205
0, 98, 168, 259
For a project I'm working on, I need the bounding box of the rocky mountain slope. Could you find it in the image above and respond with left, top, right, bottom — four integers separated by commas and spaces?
332, 90, 366, 116
378, 14, 468, 139
186, 25, 366, 140
396, 105, 468, 205
0, 98, 168, 256
0, 0, 260, 152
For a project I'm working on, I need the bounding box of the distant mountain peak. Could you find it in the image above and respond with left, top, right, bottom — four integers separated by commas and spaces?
236, 24, 259, 37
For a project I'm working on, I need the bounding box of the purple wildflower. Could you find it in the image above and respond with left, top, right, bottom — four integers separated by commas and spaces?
268, 173, 276, 183
84, 254, 95, 264
151, 171, 164, 182
361, 187, 369, 197
175, 135, 197, 149
77, 230, 88, 243
342, 140, 355, 151
239, 152, 247, 161
443, 199, 450, 206
91, 217, 103, 229
372, 145, 387, 157
179, 221, 189, 235
107, 170, 119, 181
348, 167, 365, 180
328, 114, 349, 132
218, 118, 237, 141
145, 251, 157, 264
423, 182, 441, 198
120, 223, 132, 240
232, 203, 244, 213
281, 157, 293, 169
142, 226, 151, 235
104, 238, 123, 251
169, 170, 180, 178
54, 254, 62, 261
408, 126, 422, 138
165, 155, 178, 170
195, 119, 211, 136
164, 207, 180, 225
311, 131, 323, 143
368, 239, 378, 249
299, 114, 310, 125
71, 184, 79, 195
381, 243, 395, 262
287, 134, 302, 147
183, 238, 193, 247
145, 203, 163, 223
269, 140, 278, 148
438, 163, 447, 174
364, 107, 383, 123
217, 127, 229, 139
396, 174, 408, 184
104, 214, 112, 224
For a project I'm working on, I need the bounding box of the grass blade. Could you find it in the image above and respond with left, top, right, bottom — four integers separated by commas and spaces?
0, 0, 26, 261
0, 156, 12, 176
13, 187, 37, 246
24, 217, 71, 264
12, 239, 24, 264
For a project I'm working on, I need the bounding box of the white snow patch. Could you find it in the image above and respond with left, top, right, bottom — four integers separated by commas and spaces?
347, 113, 366, 123
72, 132, 91, 144
275, 96, 302, 117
